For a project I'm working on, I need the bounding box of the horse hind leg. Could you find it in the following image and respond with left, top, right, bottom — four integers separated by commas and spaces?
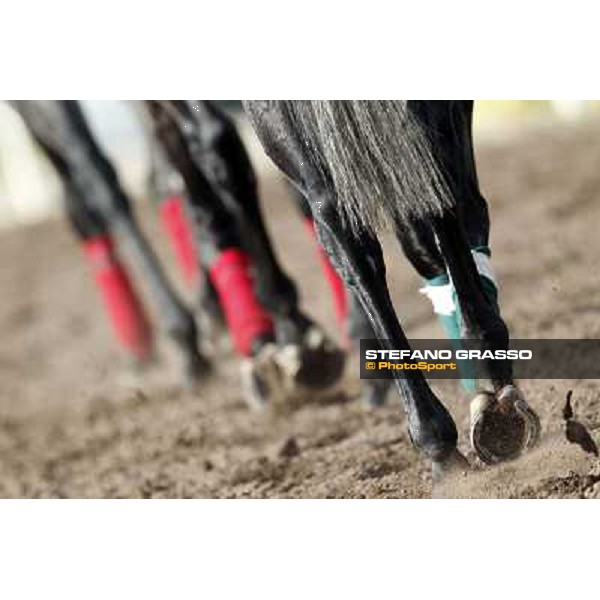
140, 118, 229, 353
39, 101, 209, 383
112, 208, 210, 382
14, 101, 154, 366
66, 188, 155, 365
316, 223, 393, 407
185, 101, 345, 396
426, 100, 540, 463
145, 100, 288, 410
313, 192, 464, 471
289, 185, 393, 407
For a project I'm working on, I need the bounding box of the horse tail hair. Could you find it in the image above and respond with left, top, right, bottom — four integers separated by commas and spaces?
282, 101, 454, 232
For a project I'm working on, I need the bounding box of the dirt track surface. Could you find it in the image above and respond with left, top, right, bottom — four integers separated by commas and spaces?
1, 121, 600, 498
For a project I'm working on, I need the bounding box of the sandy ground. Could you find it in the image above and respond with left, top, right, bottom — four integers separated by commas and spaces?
1, 121, 600, 498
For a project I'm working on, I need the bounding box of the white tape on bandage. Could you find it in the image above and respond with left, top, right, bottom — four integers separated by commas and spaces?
421, 252, 496, 316
471, 250, 497, 286
419, 283, 456, 316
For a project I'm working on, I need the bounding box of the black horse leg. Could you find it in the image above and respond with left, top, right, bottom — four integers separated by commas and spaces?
316, 222, 393, 407
152, 101, 344, 393
290, 181, 392, 404
244, 100, 468, 472
419, 100, 540, 461
414, 101, 510, 389
13, 101, 152, 364
140, 109, 227, 347
13, 101, 208, 382
291, 185, 348, 332
191, 102, 345, 390
311, 193, 463, 468
111, 207, 209, 381
146, 101, 294, 409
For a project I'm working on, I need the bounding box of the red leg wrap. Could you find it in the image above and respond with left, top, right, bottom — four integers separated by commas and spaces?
83, 235, 153, 359
209, 249, 274, 356
159, 195, 200, 286
305, 218, 349, 332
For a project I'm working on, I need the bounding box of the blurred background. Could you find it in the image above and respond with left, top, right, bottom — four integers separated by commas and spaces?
1, 100, 599, 230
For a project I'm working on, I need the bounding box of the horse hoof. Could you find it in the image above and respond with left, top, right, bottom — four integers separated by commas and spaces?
275, 325, 345, 391
240, 343, 287, 411
360, 379, 392, 408
470, 385, 541, 465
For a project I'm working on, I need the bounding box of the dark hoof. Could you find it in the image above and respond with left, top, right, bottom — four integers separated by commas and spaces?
276, 326, 345, 391
432, 449, 470, 484
240, 344, 287, 411
470, 385, 541, 465
360, 379, 392, 408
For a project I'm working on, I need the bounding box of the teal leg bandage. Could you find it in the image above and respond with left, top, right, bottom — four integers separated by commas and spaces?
420, 247, 499, 392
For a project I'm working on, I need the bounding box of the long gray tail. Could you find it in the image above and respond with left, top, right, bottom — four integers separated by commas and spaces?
283, 101, 454, 232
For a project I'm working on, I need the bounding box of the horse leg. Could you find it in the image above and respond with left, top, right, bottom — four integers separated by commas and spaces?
419, 100, 540, 462
175, 101, 344, 393
312, 192, 464, 471
140, 111, 228, 350
66, 190, 157, 364
291, 186, 349, 332
12, 102, 155, 364
109, 200, 209, 382
18, 101, 208, 382
317, 222, 393, 407
292, 182, 392, 406
244, 101, 468, 473
146, 101, 293, 409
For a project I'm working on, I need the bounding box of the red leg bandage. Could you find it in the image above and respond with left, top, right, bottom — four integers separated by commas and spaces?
305, 218, 348, 332
159, 195, 200, 286
209, 249, 274, 356
83, 235, 153, 360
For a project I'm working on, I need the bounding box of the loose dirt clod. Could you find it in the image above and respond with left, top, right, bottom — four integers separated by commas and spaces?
562, 390, 599, 456
278, 437, 300, 459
